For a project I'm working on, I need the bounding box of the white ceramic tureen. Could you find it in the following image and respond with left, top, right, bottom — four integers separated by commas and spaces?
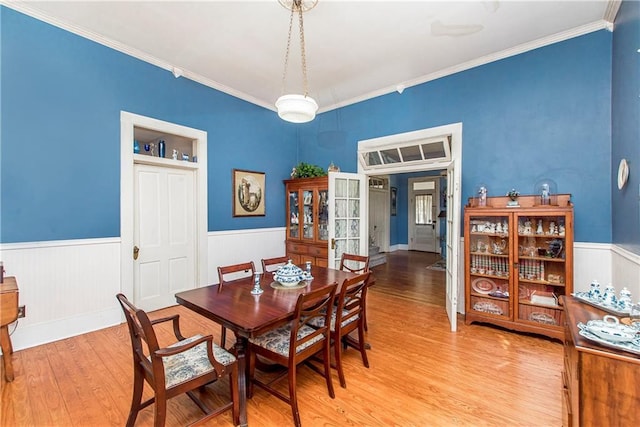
273, 260, 307, 287
586, 315, 637, 343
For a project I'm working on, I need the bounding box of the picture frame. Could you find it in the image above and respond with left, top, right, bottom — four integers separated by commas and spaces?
233, 169, 265, 217
390, 187, 397, 216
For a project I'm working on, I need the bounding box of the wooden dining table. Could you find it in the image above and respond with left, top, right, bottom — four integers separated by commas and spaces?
175, 266, 359, 427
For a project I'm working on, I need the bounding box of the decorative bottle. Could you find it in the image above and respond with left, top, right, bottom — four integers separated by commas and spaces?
158, 140, 166, 158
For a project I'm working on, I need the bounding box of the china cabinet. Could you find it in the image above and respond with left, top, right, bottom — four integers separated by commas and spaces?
464, 194, 574, 340
561, 296, 640, 427
284, 177, 329, 267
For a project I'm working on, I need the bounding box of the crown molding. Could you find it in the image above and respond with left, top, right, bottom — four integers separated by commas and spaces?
3, 1, 613, 115
320, 20, 611, 113
604, 0, 622, 24
1, 1, 276, 111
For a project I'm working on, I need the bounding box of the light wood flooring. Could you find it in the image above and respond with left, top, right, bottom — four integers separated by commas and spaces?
0, 251, 563, 426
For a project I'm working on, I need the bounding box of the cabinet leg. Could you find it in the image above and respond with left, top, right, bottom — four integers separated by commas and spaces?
0, 325, 14, 382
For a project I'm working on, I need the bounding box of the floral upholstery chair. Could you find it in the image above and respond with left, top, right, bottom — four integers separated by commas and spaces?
116, 293, 239, 427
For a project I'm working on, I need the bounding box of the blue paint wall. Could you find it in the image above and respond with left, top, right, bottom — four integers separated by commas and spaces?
1, 7, 296, 243
612, 1, 640, 255
298, 30, 613, 245
1, 6, 630, 251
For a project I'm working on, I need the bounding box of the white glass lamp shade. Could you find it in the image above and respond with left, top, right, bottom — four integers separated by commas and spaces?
276, 94, 318, 123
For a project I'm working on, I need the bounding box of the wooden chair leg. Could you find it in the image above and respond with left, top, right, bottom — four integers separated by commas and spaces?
229, 366, 240, 426
335, 335, 347, 388
153, 389, 167, 427
220, 325, 227, 348
324, 339, 336, 397
126, 368, 145, 427
289, 365, 301, 427
247, 350, 256, 398
358, 324, 370, 368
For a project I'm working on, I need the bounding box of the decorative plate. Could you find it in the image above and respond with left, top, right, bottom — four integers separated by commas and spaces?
529, 312, 557, 325
472, 301, 503, 315
472, 278, 497, 294
618, 158, 629, 190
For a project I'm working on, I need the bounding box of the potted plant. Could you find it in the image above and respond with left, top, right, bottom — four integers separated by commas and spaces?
291, 162, 327, 178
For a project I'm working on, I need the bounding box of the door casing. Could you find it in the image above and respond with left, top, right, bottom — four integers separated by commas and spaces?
120, 111, 208, 306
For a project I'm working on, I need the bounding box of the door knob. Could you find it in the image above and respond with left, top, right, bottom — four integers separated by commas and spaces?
133, 245, 140, 260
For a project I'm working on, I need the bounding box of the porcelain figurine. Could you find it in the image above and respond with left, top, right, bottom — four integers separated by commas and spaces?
602, 284, 617, 306
588, 280, 601, 300
536, 220, 544, 235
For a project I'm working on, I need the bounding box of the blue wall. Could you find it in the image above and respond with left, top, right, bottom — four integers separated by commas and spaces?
1, 7, 297, 243
612, 0, 640, 255
1, 6, 628, 250
298, 30, 613, 244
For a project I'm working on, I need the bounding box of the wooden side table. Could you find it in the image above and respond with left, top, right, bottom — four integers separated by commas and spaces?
1, 277, 19, 382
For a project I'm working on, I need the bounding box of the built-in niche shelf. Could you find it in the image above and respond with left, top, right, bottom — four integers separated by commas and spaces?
134, 126, 198, 165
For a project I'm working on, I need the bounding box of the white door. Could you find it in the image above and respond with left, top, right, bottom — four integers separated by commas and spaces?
328, 172, 368, 269
445, 159, 461, 332
134, 164, 196, 311
408, 178, 438, 252
369, 187, 389, 252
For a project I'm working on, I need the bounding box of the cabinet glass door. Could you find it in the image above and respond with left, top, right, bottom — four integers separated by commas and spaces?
318, 189, 328, 241
288, 190, 299, 239
515, 213, 567, 327
302, 190, 314, 240
467, 214, 511, 319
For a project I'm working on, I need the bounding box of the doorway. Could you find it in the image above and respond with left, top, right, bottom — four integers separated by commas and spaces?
357, 123, 462, 332
120, 111, 209, 312
408, 177, 440, 253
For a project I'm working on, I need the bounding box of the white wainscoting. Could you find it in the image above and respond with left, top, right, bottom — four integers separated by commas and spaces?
0, 238, 122, 352
207, 227, 286, 283
611, 245, 640, 297
1, 234, 636, 352
573, 242, 613, 292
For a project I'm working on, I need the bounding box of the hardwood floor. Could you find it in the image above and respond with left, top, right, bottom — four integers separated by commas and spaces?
0, 251, 563, 426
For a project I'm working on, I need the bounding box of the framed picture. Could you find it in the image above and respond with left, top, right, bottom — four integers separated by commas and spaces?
233, 169, 265, 217
390, 187, 397, 216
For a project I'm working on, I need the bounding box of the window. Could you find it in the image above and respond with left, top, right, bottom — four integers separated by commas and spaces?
358, 135, 451, 171
415, 194, 433, 225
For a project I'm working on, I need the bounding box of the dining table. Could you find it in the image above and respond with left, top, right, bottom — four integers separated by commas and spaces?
175, 265, 360, 427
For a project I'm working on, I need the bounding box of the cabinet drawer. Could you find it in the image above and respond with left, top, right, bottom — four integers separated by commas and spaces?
287, 242, 308, 254
308, 245, 328, 257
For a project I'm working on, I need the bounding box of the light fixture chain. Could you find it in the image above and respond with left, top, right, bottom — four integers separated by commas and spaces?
297, 2, 309, 97
281, 4, 296, 94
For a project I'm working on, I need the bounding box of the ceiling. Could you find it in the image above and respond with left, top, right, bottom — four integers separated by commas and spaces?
6, 1, 619, 114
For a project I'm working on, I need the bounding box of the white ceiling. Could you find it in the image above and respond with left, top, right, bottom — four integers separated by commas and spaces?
6, 1, 618, 113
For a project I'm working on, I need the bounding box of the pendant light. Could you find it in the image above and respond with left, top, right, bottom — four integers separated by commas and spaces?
276, 0, 318, 123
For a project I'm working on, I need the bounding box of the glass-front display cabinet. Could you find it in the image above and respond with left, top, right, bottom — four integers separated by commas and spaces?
464, 194, 573, 341
284, 177, 329, 267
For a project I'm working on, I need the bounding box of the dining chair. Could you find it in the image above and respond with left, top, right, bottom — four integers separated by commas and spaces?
217, 261, 256, 348
247, 284, 338, 427
309, 271, 371, 388
339, 253, 372, 331
116, 293, 239, 427
261, 256, 289, 274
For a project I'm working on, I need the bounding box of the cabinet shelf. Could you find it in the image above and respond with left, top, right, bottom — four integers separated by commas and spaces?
518, 278, 566, 287
471, 252, 508, 258
518, 256, 565, 262
518, 299, 562, 310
